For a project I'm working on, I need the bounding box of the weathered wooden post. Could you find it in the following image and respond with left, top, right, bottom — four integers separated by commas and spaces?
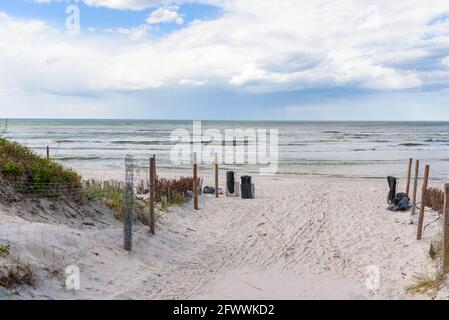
215, 153, 219, 198
149, 155, 155, 235
46, 146, 50, 159
443, 183, 449, 274
153, 154, 156, 176
417, 164, 430, 240
406, 158, 412, 196
124, 155, 134, 251
193, 152, 199, 210
411, 159, 420, 217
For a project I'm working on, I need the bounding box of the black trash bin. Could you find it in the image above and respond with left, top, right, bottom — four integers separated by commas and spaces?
241, 175, 253, 199
226, 171, 235, 194
241, 176, 252, 185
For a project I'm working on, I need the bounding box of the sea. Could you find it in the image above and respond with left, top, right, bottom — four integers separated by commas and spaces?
2, 119, 449, 181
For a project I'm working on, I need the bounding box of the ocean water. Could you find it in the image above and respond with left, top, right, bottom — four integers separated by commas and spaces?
2, 119, 449, 180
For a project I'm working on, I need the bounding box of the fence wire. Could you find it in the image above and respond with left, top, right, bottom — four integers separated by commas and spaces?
0, 180, 83, 198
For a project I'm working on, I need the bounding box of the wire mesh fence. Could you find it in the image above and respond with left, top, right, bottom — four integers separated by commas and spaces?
0, 152, 235, 295
0, 180, 83, 198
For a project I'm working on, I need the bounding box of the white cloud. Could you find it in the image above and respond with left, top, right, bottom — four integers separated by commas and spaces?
146, 6, 184, 24
103, 24, 155, 40
324, 49, 422, 89
32, 0, 165, 11
443, 56, 449, 68
179, 78, 207, 86
84, 0, 162, 10
32, 0, 224, 11
2, 0, 449, 99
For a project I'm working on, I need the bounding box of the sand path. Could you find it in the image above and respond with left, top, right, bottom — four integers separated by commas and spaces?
84, 177, 440, 300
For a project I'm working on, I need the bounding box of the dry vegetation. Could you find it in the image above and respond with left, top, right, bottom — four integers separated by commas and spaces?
423, 188, 445, 211
84, 176, 201, 220
406, 271, 445, 297
406, 238, 447, 298
429, 239, 442, 262
154, 176, 202, 206
0, 263, 36, 290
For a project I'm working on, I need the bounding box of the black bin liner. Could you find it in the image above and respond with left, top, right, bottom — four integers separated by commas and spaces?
226, 171, 235, 194
387, 176, 397, 204
203, 186, 216, 194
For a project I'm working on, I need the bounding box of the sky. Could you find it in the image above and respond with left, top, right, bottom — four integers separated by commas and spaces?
0, 0, 449, 120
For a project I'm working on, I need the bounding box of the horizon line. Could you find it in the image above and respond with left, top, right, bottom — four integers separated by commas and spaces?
1, 118, 449, 123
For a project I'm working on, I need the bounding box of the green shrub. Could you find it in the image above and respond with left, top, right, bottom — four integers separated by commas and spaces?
2, 162, 24, 177
0, 244, 10, 256
0, 138, 81, 197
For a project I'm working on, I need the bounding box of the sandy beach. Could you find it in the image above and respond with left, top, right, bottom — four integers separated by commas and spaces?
1, 173, 447, 300
3, 0, 449, 307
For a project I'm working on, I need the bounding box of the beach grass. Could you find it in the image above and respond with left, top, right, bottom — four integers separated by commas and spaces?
84, 180, 124, 220
84, 177, 194, 219
406, 272, 444, 297
428, 239, 442, 261
0, 138, 81, 197
0, 263, 35, 290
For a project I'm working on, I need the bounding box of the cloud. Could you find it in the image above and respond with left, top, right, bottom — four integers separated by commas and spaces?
324, 49, 422, 89
32, 0, 224, 11
33, 0, 166, 11
102, 24, 156, 40
3, 0, 449, 99
443, 56, 449, 67
179, 78, 207, 86
146, 6, 184, 24
84, 0, 162, 10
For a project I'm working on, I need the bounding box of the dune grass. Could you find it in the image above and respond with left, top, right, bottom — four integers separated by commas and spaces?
406, 272, 444, 297
84, 176, 196, 220
0, 263, 35, 289
0, 138, 81, 196
428, 239, 442, 261
83, 180, 124, 220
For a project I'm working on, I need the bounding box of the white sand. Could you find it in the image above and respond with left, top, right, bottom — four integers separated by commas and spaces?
1, 174, 448, 300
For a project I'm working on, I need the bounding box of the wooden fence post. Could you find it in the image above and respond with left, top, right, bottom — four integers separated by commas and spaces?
406, 158, 412, 196
417, 164, 430, 240
149, 155, 155, 235
124, 156, 134, 251
193, 152, 199, 210
411, 159, 420, 217
215, 153, 219, 198
443, 183, 449, 274
153, 154, 156, 176
46, 146, 50, 159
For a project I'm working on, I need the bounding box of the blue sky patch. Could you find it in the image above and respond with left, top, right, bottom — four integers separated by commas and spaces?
0, 0, 222, 32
